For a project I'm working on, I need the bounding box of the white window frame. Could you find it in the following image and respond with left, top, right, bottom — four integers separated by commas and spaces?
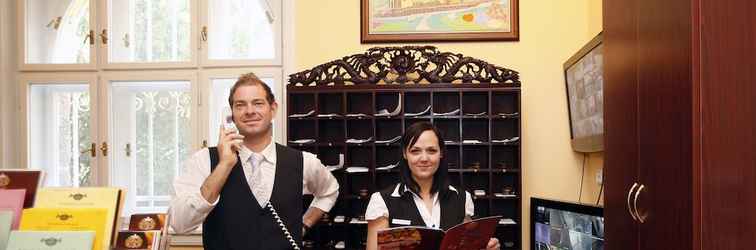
96, 0, 199, 70
100, 70, 199, 214
198, 0, 283, 67
18, 72, 104, 185
15, 0, 295, 219
17, 0, 99, 71
19, 0, 285, 71
99, 70, 201, 160
0, 0, 12, 169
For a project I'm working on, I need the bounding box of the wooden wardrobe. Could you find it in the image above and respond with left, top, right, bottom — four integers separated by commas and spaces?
603, 0, 756, 249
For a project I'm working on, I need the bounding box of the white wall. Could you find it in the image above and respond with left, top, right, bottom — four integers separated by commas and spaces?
0, 0, 19, 169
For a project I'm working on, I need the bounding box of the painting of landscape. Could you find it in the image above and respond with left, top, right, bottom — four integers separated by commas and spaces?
362, 0, 519, 42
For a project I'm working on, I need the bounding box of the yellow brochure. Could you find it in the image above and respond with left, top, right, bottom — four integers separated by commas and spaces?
34, 187, 123, 250
20, 207, 108, 250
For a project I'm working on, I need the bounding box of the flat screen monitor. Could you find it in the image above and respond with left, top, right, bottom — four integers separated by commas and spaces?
564, 32, 604, 152
531, 197, 604, 250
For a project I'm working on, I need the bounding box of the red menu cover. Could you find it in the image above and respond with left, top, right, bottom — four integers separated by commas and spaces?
0, 169, 43, 208
377, 216, 500, 250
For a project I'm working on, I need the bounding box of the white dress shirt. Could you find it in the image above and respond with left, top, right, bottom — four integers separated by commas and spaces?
365, 184, 474, 229
169, 140, 340, 234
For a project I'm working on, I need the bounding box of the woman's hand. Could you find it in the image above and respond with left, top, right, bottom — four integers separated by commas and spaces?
366, 217, 389, 250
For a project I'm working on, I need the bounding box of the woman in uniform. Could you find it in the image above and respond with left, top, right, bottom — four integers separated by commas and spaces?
365, 121, 500, 250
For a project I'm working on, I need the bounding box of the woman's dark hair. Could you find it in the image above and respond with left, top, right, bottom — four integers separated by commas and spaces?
398, 121, 449, 196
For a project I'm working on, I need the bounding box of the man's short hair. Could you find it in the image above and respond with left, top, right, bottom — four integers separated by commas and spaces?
228, 72, 275, 107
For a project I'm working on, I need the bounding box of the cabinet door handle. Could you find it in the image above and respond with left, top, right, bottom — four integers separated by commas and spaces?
627, 182, 639, 221
634, 184, 646, 223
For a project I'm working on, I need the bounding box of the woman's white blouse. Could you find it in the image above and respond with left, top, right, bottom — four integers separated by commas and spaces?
365, 184, 474, 229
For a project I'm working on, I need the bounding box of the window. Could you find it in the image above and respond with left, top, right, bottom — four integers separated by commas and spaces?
19, 0, 291, 216
200, 0, 282, 66
20, 74, 101, 186
21, 0, 96, 69
108, 80, 192, 214
107, 0, 192, 63
28, 84, 93, 187
207, 0, 275, 60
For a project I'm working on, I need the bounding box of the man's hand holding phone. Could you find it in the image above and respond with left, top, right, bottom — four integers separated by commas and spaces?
199, 111, 245, 204
218, 109, 244, 168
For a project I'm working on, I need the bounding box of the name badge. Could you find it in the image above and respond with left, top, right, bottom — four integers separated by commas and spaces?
392, 219, 411, 225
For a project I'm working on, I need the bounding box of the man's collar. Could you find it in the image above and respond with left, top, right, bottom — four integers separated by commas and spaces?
237, 138, 277, 164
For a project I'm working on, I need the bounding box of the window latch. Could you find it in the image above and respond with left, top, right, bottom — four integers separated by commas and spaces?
201, 26, 208, 42
100, 142, 109, 157
46, 16, 62, 30
123, 33, 130, 48
84, 30, 94, 45
99, 29, 108, 45
81, 143, 96, 158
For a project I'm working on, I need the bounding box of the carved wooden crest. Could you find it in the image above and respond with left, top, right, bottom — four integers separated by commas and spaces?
288, 46, 519, 86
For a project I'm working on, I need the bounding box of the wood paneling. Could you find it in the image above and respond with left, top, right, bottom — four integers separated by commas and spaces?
605, 0, 755, 249
700, 0, 756, 249
602, 0, 639, 248
635, 0, 693, 249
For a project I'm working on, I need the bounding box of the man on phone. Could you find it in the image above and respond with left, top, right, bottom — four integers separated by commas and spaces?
169, 73, 339, 249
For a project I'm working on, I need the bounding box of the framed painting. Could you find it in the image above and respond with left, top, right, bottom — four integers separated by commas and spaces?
361, 0, 519, 43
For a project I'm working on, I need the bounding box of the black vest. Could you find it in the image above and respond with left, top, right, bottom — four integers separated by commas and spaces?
379, 184, 466, 230
202, 144, 303, 250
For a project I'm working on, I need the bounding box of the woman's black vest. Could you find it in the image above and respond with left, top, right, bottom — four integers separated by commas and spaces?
379, 183, 466, 230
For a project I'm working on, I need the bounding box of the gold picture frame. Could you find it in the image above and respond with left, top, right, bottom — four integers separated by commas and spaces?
361, 0, 519, 43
